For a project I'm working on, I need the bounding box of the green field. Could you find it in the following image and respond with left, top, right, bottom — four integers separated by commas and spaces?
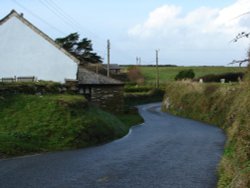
138, 66, 247, 84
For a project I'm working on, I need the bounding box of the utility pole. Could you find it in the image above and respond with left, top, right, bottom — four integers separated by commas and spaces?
96, 64, 98, 74
156, 49, 160, 88
136, 57, 141, 65
107, 39, 110, 77
136, 57, 139, 65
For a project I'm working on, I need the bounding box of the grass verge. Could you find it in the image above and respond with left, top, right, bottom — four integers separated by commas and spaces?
162, 81, 250, 188
0, 94, 130, 157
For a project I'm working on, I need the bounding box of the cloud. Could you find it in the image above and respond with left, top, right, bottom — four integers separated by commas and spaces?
128, 5, 181, 38
128, 0, 250, 44
126, 0, 250, 66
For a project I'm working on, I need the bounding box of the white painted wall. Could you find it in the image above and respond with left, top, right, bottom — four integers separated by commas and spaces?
0, 16, 77, 82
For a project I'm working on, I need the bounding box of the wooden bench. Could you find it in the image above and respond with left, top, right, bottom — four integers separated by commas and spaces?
17, 76, 36, 82
1, 77, 16, 82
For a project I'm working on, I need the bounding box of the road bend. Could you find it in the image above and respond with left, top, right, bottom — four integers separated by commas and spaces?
0, 103, 225, 188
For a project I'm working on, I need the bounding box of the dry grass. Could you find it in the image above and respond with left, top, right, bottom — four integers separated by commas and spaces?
162, 78, 250, 187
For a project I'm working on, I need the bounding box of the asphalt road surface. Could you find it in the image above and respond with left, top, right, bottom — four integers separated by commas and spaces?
0, 103, 225, 188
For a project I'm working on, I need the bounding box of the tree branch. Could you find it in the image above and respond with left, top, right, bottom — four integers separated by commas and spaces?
228, 59, 249, 67
232, 32, 250, 43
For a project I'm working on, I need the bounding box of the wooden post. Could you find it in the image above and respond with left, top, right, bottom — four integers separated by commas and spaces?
107, 39, 110, 77
156, 50, 159, 88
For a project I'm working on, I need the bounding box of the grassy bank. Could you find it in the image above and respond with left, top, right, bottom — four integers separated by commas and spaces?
0, 94, 131, 157
162, 80, 250, 187
124, 85, 165, 107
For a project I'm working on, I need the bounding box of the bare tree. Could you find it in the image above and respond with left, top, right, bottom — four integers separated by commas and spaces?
228, 12, 250, 66
229, 32, 250, 66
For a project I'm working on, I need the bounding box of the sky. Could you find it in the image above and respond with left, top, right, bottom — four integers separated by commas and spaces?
1, 0, 250, 66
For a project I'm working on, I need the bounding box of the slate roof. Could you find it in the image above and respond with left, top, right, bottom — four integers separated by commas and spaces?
102, 64, 121, 70
77, 66, 123, 85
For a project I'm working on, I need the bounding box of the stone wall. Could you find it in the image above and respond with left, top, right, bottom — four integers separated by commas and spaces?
0, 81, 81, 96
0, 82, 125, 113
91, 85, 124, 113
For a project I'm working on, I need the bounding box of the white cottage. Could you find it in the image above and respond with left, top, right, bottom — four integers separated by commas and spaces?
0, 10, 79, 82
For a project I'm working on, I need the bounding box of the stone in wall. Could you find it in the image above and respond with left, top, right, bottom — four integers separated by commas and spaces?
91, 85, 124, 113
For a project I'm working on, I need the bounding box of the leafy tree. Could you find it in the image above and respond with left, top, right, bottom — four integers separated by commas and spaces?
175, 69, 195, 80
55, 33, 102, 64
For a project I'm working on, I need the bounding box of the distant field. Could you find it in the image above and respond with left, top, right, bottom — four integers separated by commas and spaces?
136, 66, 247, 84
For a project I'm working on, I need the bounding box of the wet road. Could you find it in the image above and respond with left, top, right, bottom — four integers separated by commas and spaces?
0, 103, 225, 188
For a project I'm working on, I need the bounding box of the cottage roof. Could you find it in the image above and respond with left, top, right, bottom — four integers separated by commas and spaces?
77, 66, 123, 85
102, 64, 121, 70
0, 10, 80, 65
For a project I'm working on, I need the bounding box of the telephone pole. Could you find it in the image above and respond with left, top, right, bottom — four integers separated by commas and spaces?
136, 56, 139, 65
136, 57, 141, 65
156, 49, 159, 88
107, 39, 110, 77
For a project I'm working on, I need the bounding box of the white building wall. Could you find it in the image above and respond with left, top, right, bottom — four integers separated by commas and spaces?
0, 17, 77, 82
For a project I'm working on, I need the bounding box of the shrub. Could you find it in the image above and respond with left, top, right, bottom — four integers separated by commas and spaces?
127, 66, 145, 85
198, 72, 244, 83
0, 82, 64, 94
124, 85, 152, 93
175, 69, 195, 80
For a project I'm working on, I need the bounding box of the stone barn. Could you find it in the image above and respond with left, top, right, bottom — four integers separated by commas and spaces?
77, 66, 124, 113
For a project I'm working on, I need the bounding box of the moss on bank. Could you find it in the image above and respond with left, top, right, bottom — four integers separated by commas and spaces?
162, 80, 250, 187
0, 94, 129, 157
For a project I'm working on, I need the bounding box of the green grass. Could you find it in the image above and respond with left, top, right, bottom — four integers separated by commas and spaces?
137, 66, 246, 84
124, 88, 165, 107
117, 113, 144, 127
0, 94, 129, 157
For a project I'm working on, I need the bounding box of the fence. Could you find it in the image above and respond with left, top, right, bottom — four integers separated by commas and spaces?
1, 76, 37, 83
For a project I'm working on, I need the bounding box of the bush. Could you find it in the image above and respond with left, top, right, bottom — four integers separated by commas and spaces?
0, 81, 64, 94
175, 69, 195, 80
127, 66, 145, 85
124, 88, 165, 107
124, 85, 152, 93
198, 72, 244, 83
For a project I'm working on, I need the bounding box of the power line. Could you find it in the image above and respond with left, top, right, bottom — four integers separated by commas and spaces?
45, 0, 83, 30
48, 0, 107, 42
38, 0, 80, 31
11, 0, 109, 60
231, 11, 250, 20
11, 0, 139, 64
48, 0, 138, 63
42, 0, 86, 32
43, 0, 113, 61
10, 0, 66, 35
46, 0, 138, 64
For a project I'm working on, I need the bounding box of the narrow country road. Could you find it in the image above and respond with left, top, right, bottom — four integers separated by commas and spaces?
0, 103, 225, 188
